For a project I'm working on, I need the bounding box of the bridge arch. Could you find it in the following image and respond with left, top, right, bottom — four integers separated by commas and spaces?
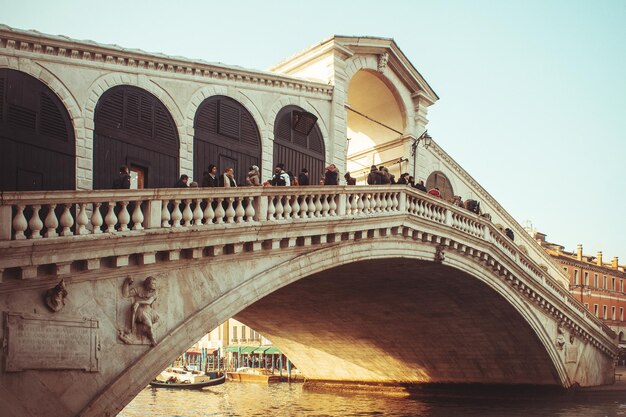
83, 238, 568, 417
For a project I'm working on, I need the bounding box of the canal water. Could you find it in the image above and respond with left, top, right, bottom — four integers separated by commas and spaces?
119, 382, 626, 417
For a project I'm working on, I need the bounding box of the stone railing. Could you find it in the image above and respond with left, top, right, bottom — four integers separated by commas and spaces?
0, 185, 617, 352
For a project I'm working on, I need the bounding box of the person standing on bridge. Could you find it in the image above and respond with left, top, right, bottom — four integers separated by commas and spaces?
297, 168, 310, 186
323, 164, 339, 185
222, 167, 237, 187
270, 163, 290, 186
174, 174, 189, 188
112, 165, 131, 189
202, 164, 219, 187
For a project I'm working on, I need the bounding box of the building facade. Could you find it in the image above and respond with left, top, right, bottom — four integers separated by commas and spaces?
531, 231, 626, 347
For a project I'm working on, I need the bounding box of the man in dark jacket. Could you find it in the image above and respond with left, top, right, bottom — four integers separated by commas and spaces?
297, 168, 310, 186
174, 174, 189, 188
112, 165, 131, 189
367, 165, 382, 185
270, 163, 290, 186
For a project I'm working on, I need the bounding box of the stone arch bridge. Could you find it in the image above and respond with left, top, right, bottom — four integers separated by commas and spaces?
0, 186, 618, 417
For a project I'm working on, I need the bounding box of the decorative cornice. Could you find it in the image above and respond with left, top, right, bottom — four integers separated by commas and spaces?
428, 140, 568, 282
0, 25, 333, 97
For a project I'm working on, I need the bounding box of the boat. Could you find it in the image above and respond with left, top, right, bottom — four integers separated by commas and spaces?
226, 367, 281, 383
150, 367, 226, 389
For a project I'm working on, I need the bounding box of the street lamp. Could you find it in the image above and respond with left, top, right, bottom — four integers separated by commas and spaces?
411, 130, 432, 180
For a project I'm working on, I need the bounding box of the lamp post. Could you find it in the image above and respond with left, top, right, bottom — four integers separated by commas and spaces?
411, 130, 432, 181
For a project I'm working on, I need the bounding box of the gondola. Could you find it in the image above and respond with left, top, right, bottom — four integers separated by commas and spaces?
149, 374, 226, 389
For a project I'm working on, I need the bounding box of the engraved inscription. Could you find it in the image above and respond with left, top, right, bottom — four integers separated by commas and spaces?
5, 313, 99, 372
565, 344, 578, 363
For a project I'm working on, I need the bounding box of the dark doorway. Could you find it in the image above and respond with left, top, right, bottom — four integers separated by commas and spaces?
273, 106, 325, 183
0, 69, 75, 191
93, 86, 179, 189
194, 96, 261, 186
426, 171, 454, 200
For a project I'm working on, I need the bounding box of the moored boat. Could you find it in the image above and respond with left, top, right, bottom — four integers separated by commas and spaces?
150, 367, 225, 389
226, 367, 281, 383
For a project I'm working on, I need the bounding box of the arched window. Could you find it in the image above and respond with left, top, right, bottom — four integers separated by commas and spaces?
193, 96, 261, 186
94, 86, 179, 189
426, 171, 454, 200
273, 106, 325, 182
0, 69, 75, 191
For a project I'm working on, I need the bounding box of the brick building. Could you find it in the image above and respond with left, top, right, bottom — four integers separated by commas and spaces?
531, 231, 626, 352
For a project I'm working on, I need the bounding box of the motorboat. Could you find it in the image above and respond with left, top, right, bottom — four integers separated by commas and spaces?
150, 367, 225, 389
226, 367, 281, 383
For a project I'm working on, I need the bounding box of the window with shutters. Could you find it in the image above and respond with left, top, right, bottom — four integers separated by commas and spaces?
425, 171, 454, 200
94, 85, 179, 189
0, 69, 75, 191
273, 105, 325, 180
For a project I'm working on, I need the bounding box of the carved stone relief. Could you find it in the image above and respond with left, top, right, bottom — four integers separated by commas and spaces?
434, 244, 446, 263
44, 279, 68, 312
377, 52, 389, 73
117, 275, 160, 346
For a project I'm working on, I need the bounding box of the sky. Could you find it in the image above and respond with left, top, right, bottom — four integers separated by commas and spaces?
3, 0, 625, 260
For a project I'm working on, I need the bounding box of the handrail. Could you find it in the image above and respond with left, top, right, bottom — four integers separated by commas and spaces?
0, 185, 616, 346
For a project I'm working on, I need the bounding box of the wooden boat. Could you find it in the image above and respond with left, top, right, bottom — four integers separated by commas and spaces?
226, 367, 281, 383
150, 367, 225, 389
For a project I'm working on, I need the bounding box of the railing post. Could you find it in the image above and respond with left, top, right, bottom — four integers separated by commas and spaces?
398, 191, 407, 213
337, 193, 347, 216
0, 205, 11, 240
445, 209, 453, 227
254, 195, 268, 221
144, 199, 162, 229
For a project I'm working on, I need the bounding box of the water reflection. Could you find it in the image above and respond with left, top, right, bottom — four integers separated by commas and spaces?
119, 383, 626, 417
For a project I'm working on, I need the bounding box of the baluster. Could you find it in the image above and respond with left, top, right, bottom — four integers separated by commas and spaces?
204, 199, 215, 224
328, 195, 337, 216
308, 195, 316, 218
92, 202, 103, 234
391, 193, 399, 211
386, 193, 394, 211
132, 201, 144, 230
283, 196, 292, 220
314, 194, 323, 217
357, 193, 364, 215
118, 201, 130, 232
214, 198, 225, 224
44, 203, 60, 237
193, 199, 203, 226
408, 197, 415, 214
182, 199, 193, 227
380, 193, 388, 212
267, 197, 276, 221
76, 203, 90, 235
104, 202, 117, 233
363, 193, 371, 214
171, 200, 182, 227
374, 194, 382, 212
13, 205, 28, 240
349, 194, 357, 215
274, 196, 284, 220
225, 198, 236, 224
369, 194, 378, 213
161, 200, 171, 227
245, 197, 256, 222
29, 205, 43, 239
235, 198, 245, 223
60, 203, 74, 236
321, 194, 330, 216
300, 196, 308, 218
291, 195, 300, 219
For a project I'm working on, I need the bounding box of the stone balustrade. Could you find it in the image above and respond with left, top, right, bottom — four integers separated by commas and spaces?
0, 184, 617, 356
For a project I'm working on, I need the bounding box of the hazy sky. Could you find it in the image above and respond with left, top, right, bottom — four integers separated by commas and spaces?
3, 0, 625, 260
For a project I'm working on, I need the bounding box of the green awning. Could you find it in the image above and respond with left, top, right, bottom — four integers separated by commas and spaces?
224, 346, 239, 353
264, 347, 282, 355
253, 347, 269, 354
240, 346, 257, 354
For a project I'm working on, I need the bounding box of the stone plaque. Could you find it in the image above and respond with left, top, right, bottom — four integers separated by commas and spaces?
4, 312, 100, 372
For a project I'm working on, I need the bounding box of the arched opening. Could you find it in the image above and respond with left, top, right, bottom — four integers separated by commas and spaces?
273, 105, 325, 183
426, 170, 454, 200
93, 86, 179, 189
0, 69, 75, 191
194, 96, 261, 186
346, 69, 406, 183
